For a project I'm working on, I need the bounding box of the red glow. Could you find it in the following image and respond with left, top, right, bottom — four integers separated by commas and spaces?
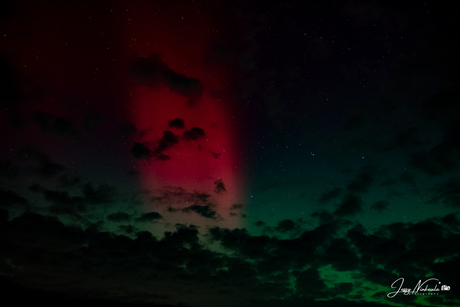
124, 2, 246, 225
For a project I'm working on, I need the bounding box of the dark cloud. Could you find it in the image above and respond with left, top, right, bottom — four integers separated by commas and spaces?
0, 209, 459, 306
318, 187, 342, 204
151, 187, 212, 207
321, 238, 360, 271
0, 214, 206, 304
130, 53, 203, 106
118, 225, 136, 235
155, 131, 180, 153
2, 212, 85, 253
32, 111, 78, 137
162, 224, 200, 247
311, 210, 337, 225
346, 172, 373, 194
44, 190, 84, 215
334, 194, 363, 217
28, 183, 42, 193
107, 212, 131, 222
254, 220, 266, 227
29, 184, 85, 215
213, 179, 226, 194
0, 188, 29, 208
133, 131, 181, 161
427, 178, 460, 208
209, 149, 220, 158
209, 227, 273, 259
188, 192, 211, 204
437, 213, 460, 232
371, 200, 389, 212
169, 204, 219, 219
230, 203, 245, 211
182, 127, 205, 141
82, 183, 115, 205
16, 148, 66, 179
431, 258, 460, 302
57, 173, 81, 188
275, 219, 298, 233
131, 142, 152, 160
410, 146, 458, 176
154, 153, 171, 161
409, 126, 460, 176
168, 118, 185, 129
29, 182, 115, 215
135, 211, 163, 222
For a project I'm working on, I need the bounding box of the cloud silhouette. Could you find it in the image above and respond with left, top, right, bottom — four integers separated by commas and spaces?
130, 53, 203, 106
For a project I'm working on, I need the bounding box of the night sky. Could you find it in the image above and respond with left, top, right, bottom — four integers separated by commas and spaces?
1, 0, 459, 306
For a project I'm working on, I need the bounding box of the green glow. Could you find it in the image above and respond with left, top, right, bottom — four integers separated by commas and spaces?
288, 270, 297, 294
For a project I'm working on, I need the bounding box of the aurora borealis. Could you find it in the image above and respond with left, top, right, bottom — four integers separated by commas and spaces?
1, 0, 459, 306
